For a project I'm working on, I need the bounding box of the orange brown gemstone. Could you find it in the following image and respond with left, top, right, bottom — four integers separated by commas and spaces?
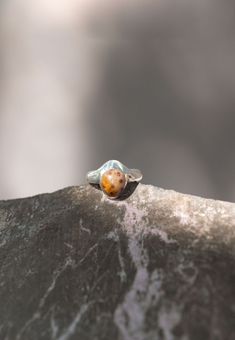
100, 169, 126, 198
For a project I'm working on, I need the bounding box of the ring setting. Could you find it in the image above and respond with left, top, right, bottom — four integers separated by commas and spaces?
86, 160, 143, 199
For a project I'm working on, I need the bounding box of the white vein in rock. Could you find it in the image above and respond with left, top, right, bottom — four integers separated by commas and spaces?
56, 303, 90, 340
16, 257, 74, 340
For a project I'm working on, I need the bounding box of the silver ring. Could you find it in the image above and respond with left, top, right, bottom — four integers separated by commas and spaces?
86, 160, 143, 199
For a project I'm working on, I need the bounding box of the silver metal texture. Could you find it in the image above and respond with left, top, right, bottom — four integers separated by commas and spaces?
87, 160, 142, 185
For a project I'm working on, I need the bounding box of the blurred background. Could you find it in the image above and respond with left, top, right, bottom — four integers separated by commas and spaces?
0, 0, 234, 201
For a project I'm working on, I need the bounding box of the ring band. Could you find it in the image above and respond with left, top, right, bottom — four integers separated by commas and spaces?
87, 160, 142, 199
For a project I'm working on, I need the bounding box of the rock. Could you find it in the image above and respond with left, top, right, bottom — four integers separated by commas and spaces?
0, 184, 235, 340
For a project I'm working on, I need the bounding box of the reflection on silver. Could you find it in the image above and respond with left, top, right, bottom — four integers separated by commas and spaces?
86, 160, 143, 184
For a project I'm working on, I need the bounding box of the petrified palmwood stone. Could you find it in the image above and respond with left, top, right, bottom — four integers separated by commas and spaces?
100, 169, 126, 198
0, 184, 235, 340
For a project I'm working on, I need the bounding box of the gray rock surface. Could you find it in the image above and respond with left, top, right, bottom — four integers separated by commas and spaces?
0, 184, 235, 340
